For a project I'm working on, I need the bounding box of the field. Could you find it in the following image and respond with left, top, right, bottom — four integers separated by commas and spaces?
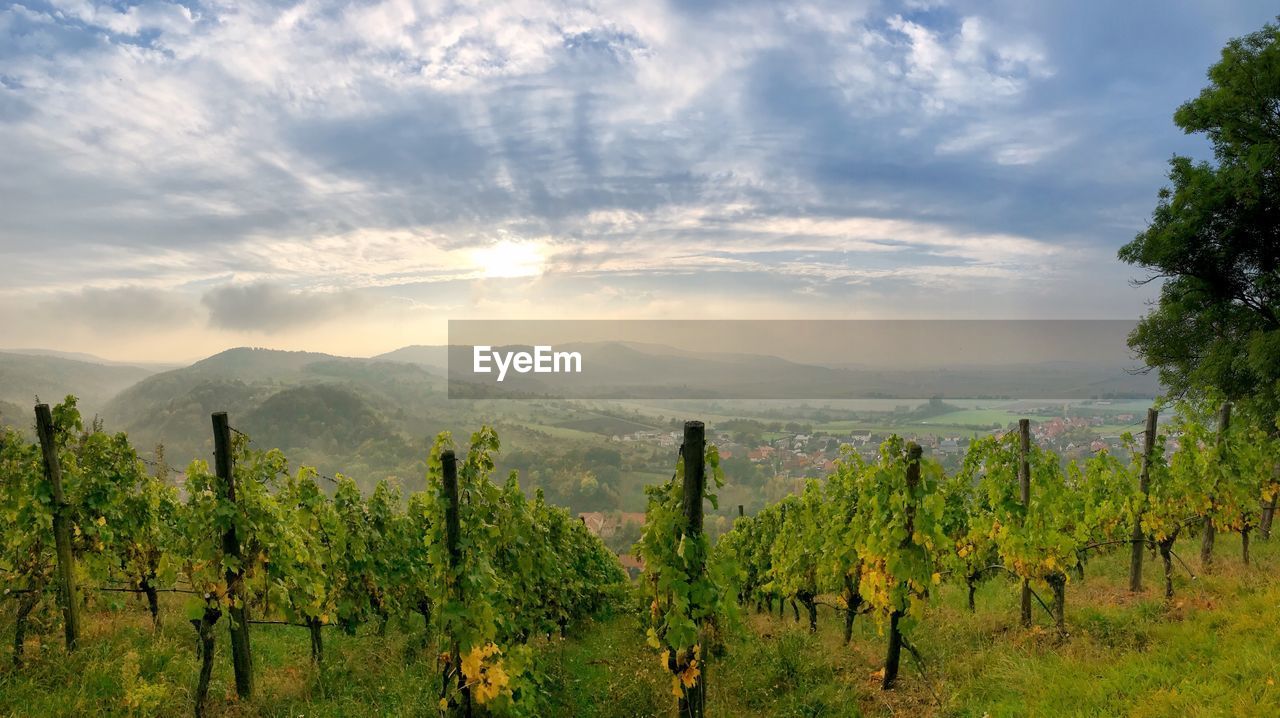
2, 535, 1274, 717
809, 400, 1158, 439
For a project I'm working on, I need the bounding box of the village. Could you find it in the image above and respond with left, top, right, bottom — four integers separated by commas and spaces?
581, 404, 1152, 573
610, 410, 1141, 475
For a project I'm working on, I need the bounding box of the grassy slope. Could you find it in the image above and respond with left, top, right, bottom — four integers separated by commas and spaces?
550, 536, 1279, 718
0, 536, 1276, 717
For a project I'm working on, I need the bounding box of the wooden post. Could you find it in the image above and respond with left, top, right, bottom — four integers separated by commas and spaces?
35, 404, 80, 652
738, 504, 744, 518
441, 450, 471, 717
193, 606, 222, 718
1129, 408, 1158, 592
212, 412, 252, 698
883, 442, 921, 690
1261, 444, 1279, 537
1200, 403, 1230, 571
679, 421, 706, 718
1261, 489, 1278, 540
1018, 419, 1032, 627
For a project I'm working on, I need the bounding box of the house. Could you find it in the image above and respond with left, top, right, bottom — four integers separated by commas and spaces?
718, 442, 747, 460
578, 512, 647, 539
618, 553, 645, 578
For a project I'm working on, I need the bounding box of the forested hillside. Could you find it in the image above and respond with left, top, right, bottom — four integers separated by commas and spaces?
101, 348, 447, 479
0, 352, 157, 417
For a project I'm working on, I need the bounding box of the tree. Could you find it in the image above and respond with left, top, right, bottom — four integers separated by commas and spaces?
1119, 21, 1280, 421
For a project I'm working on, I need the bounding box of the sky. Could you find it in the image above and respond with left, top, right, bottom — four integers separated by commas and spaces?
0, 0, 1276, 363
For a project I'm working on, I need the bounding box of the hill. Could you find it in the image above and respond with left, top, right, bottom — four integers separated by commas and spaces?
101, 348, 447, 481
9, 342, 1163, 513
96, 346, 657, 500
1, 348, 181, 369
237, 383, 421, 479
447, 341, 1160, 399
184, 346, 341, 381
0, 351, 159, 417
0, 398, 28, 434
372, 345, 449, 373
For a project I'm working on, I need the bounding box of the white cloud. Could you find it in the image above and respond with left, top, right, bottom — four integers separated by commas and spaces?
882, 14, 1052, 112
48, 0, 198, 37
935, 114, 1075, 165
1, 0, 1201, 360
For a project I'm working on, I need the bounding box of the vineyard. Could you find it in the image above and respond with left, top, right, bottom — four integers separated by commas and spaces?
1, 397, 626, 717
1, 396, 1279, 717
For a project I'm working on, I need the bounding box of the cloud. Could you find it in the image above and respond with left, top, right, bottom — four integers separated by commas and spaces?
882, 14, 1052, 112
201, 282, 372, 332
934, 113, 1075, 165
47, 0, 198, 38
0, 0, 1275, 360
38, 286, 197, 331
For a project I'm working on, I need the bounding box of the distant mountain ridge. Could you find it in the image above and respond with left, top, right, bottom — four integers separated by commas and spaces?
0, 351, 160, 416
100, 347, 445, 473
446, 341, 1161, 400
372, 345, 449, 373
2, 348, 181, 369
0, 342, 1161, 493
0, 398, 26, 434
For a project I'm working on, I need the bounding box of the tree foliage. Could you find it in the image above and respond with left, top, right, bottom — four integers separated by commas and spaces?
1120, 20, 1280, 417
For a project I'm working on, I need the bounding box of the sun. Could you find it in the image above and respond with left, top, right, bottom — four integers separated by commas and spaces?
470, 239, 546, 279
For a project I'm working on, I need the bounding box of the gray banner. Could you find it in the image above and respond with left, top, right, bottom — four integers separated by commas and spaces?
446, 320, 1158, 400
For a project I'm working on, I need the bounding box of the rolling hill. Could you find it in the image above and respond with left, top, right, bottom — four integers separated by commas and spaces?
0, 351, 160, 417
99, 347, 448, 480
0, 398, 27, 435
372, 345, 449, 373
0, 342, 1163, 505
447, 341, 1161, 399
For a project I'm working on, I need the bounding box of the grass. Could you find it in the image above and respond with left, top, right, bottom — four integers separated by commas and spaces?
1, 535, 1277, 717
917, 409, 1045, 428
502, 420, 604, 442
616, 470, 671, 507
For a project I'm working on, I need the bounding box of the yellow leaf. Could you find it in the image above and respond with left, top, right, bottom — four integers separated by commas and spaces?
474, 678, 500, 705
680, 663, 701, 688
488, 663, 509, 689
645, 627, 661, 649
461, 646, 485, 681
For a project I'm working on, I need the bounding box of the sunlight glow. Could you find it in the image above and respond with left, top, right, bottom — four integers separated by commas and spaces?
470, 240, 546, 279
